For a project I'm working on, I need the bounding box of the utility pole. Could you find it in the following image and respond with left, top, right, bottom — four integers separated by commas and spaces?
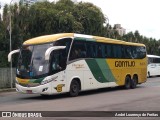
10, 0, 13, 88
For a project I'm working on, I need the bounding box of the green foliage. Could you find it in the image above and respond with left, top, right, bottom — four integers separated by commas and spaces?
122, 31, 160, 55
0, 0, 160, 68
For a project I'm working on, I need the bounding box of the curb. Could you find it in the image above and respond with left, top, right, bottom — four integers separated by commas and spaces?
0, 88, 16, 93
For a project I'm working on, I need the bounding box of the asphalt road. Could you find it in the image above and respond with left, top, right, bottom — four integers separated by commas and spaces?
0, 77, 160, 120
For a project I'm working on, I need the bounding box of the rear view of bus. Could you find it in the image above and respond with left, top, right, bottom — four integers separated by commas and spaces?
147, 54, 160, 77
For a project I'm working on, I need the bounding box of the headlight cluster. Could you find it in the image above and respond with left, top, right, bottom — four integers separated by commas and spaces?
41, 76, 57, 85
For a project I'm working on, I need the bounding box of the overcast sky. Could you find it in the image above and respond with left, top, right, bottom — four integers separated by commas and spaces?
1, 0, 160, 40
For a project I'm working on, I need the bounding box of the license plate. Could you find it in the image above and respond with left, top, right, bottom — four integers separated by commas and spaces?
26, 90, 32, 94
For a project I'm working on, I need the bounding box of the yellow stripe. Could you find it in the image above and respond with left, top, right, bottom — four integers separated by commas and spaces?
23, 33, 145, 47
93, 36, 145, 46
23, 33, 74, 45
16, 77, 30, 84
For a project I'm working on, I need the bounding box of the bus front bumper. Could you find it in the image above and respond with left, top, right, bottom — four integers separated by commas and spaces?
16, 83, 53, 95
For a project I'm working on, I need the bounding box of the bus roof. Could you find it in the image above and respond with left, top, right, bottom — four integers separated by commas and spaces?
147, 54, 160, 58
23, 33, 74, 45
23, 33, 145, 47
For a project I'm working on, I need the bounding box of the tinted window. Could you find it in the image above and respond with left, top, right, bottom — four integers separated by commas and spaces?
131, 46, 138, 58
69, 40, 87, 60
86, 42, 97, 58
149, 58, 160, 63
154, 58, 160, 63
123, 46, 132, 59
105, 44, 112, 58
54, 38, 72, 59
86, 42, 105, 58
113, 45, 122, 58
69, 39, 146, 60
97, 44, 103, 58
136, 46, 146, 59
91, 43, 98, 58
50, 49, 66, 74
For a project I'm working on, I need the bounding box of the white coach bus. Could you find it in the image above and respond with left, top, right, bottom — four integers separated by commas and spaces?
8, 33, 147, 96
147, 54, 160, 77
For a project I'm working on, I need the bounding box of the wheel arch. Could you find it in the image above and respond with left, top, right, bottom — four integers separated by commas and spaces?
126, 74, 131, 79
68, 76, 82, 91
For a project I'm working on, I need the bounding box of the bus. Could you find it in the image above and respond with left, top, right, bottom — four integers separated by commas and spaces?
147, 54, 160, 77
8, 33, 147, 96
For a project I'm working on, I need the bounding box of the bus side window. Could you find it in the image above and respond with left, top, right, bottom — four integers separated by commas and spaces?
155, 58, 160, 63
124, 46, 132, 59
105, 44, 112, 58
131, 46, 137, 59
101, 44, 105, 58
97, 44, 103, 58
69, 41, 87, 60
86, 43, 97, 58
86, 42, 94, 58
112, 45, 122, 58
104, 45, 108, 58
116, 45, 122, 58
138, 46, 146, 59
112, 45, 117, 58
54, 38, 72, 59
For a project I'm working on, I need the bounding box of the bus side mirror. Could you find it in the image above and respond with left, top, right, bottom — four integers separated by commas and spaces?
45, 46, 66, 60
8, 49, 20, 62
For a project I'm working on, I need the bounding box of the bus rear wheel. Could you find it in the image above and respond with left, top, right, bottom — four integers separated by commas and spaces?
69, 80, 80, 97
131, 76, 138, 89
124, 76, 131, 89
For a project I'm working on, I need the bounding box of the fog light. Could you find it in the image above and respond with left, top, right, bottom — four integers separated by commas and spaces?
42, 88, 48, 92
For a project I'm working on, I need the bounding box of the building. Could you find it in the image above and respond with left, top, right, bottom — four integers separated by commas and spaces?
20, 0, 47, 6
114, 24, 126, 36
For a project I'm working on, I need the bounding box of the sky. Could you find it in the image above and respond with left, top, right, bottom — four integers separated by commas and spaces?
0, 0, 160, 40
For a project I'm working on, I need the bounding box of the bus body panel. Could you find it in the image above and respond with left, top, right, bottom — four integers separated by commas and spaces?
16, 70, 68, 95
66, 59, 118, 92
106, 58, 147, 85
9, 33, 147, 96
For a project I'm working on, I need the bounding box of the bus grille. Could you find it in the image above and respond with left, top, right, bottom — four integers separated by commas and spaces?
19, 83, 40, 87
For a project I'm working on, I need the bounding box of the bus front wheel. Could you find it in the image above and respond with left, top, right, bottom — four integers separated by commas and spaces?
69, 80, 80, 97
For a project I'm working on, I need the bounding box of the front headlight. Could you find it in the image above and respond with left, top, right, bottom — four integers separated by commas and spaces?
41, 76, 58, 85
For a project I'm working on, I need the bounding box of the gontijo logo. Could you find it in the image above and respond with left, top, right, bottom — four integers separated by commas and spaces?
115, 61, 135, 67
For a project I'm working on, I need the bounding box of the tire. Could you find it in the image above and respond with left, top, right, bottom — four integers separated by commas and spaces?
124, 76, 131, 89
130, 76, 137, 89
40, 94, 49, 97
69, 80, 80, 97
147, 72, 151, 78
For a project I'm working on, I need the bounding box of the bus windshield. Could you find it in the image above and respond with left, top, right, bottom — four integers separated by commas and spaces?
17, 43, 53, 79
16, 38, 72, 79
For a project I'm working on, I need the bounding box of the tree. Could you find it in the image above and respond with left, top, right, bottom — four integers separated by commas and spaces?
1, 0, 160, 68
0, 7, 9, 67
73, 2, 105, 35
